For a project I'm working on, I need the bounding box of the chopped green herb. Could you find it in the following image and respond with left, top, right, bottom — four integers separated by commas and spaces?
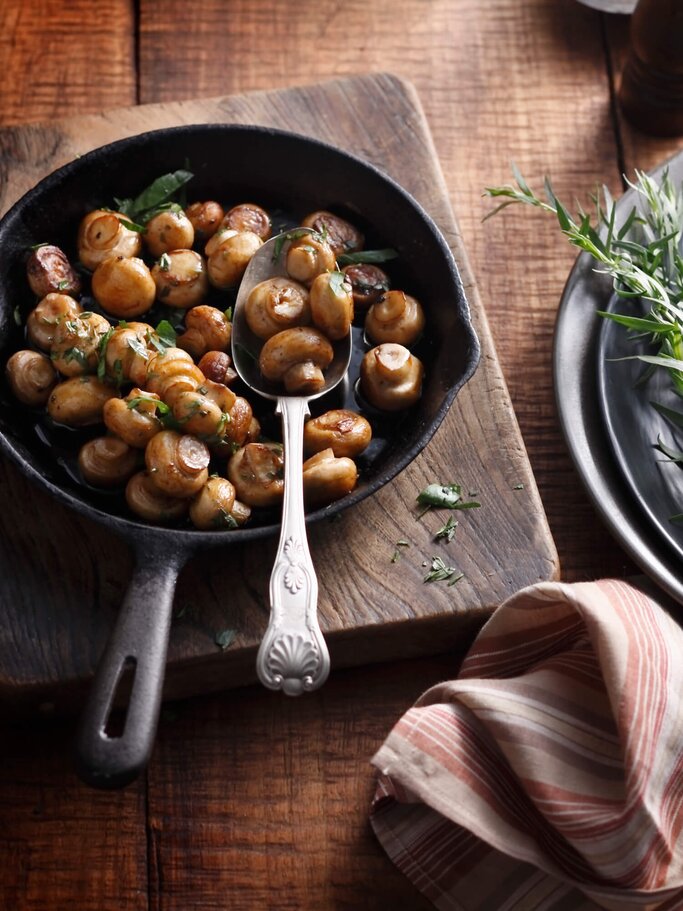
656, 434, 683, 463
512, 483, 524, 490
224, 306, 233, 322
337, 248, 399, 266
423, 555, 464, 586
435, 516, 458, 543
57, 279, 70, 290
97, 326, 115, 380
215, 628, 236, 650
30, 242, 50, 251
114, 170, 193, 225
416, 483, 481, 512
154, 319, 177, 349
127, 336, 150, 360
328, 269, 352, 297
127, 394, 170, 414
158, 252, 171, 272
63, 347, 89, 368
12, 306, 22, 327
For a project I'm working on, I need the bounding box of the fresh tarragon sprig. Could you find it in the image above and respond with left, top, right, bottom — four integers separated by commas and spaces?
484, 165, 683, 510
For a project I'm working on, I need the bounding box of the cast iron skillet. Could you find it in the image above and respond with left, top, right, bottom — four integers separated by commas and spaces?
0, 124, 480, 788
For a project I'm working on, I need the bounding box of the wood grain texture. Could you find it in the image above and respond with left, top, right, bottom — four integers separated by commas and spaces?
0, 1, 669, 910
0, 75, 558, 712
135, 0, 638, 581
0, 0, 136, 126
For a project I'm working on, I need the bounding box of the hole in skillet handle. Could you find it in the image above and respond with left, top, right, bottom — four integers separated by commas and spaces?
73, 541, 186, 790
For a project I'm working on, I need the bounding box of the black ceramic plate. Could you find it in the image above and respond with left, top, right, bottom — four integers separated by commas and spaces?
554, 152, 683, 606
0, 124, 480, 544
597, 296, 683, 561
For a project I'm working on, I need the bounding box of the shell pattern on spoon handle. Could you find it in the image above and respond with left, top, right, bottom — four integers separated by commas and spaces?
256, 395, 330, 696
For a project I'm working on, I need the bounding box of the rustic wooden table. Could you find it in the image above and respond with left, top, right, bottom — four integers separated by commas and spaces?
1, 1, 681, 908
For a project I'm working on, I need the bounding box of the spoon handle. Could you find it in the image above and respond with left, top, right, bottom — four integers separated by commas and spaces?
256, 396, 330, 696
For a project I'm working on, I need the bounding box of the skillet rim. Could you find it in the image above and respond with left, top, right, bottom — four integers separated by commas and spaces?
0, 122, 480, 546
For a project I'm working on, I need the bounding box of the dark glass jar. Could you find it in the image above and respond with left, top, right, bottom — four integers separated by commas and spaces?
618, 0, 683, 136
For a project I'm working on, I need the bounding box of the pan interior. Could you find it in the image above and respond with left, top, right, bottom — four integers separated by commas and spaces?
0, 124, 478, 541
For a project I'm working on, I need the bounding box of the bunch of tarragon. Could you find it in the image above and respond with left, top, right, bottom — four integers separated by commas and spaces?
484, 166, 683, 516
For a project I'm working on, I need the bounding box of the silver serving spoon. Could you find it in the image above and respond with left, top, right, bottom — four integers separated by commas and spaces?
231, 232, 352, 696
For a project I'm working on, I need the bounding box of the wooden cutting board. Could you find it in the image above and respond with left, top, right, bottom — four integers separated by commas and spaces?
0, 74, 559, 714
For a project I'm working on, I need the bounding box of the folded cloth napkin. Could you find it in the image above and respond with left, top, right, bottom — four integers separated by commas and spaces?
370, 580, 683, 911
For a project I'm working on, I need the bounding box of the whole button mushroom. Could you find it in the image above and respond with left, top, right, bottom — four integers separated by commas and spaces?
78, 436, 138, 488
285, 234, 336, 286
303, 409, 372, 459
258, 326, 334, 395
126, 471, 189, 524
144, 210, 194, 257
227, 442, 284, 507
222, 203, 272, 240
176, 305, 231, 359
103, 389, 163, 448
189, 476, 238, 530
342, 263, 390, 311
185, 200, 224, 242
6, 350, 58, 407
197, 350, 238, 386
103, 323, 155, 386
365, 290, 425, 346
145, 430, 210, 498
50, 311, 111, 377
207, 231, 263, 289
302, 448, 358, 506
27, 293, 82, 351
309, 271, 353, 341
244, 277, 311, 340
26, 244, 81, 299
360, 343, 424, 411
47, 376, 119, 427
78, 210, 142, 271
151, 249, 208, 309
92, 255, 156, 318
300, 210, 364, 258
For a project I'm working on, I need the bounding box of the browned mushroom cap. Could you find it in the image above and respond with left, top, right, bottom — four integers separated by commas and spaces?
189, 477, 238, 530
47, 376, 119, 427
197, 350, 238, 386
342, 263, 390, 311
144, 210, 194, 258
185, 201, 225, 241
309, 271, 353, 341
365, 290, 425, 347
302, 448, 358, 506
227, 442, 284, 507
301, 211, 364, 258
78, 436, 138, 488
303, 409, 372, 458
172, 390, 227, 438
285, 235, 336, 287
145, 347, 200, 398
125, 471, 189, 524
151, 249, 209, 309
77, 210, 142, 271
26, 293, 82, 351
176, 305, 231, 358
244, 276, 311, 340
26, 245, 81, 299
103, 389, 163, 448
92, 255, 156, 318
359, 343, 424, 411
222, 203, 272, 241
207, 231, 263, 289
258, 326, 334, 394
103, 323, 155, 386
50, 311, 111, 377
5, 349, 58, 407
145, 430, 210, 498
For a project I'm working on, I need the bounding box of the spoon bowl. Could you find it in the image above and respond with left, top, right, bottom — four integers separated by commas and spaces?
232, 232, 353, 695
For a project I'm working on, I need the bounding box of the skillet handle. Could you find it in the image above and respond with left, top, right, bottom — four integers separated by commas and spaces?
74, 544, 185, 789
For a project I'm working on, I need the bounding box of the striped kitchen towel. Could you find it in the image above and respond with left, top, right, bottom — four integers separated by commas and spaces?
370, 580, 683, 910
